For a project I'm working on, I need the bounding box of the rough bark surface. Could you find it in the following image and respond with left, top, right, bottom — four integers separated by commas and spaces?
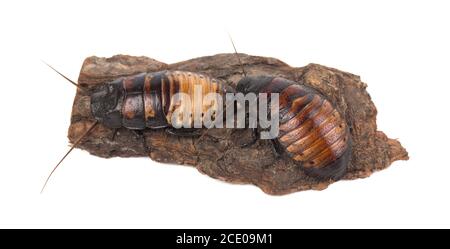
68, 54, 408, 195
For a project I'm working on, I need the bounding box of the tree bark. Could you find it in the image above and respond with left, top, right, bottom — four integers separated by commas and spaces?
68, 54, 408, 195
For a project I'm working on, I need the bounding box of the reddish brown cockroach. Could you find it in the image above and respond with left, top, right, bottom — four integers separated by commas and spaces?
229, 36, 352, 180
236, 76, 352, 180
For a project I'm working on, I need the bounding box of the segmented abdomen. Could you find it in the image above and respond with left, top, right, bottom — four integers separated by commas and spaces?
262, 77, 351, 179
121, 71, 225, 129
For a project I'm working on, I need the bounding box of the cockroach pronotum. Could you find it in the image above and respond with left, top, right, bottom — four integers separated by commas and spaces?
41, 65, 233, 192
229, 37, 352, 180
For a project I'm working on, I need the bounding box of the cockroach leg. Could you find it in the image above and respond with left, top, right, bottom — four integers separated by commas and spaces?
165, 128, 204, 137
270, 139, 284, 158
131, 130, 150, 153
130, 130, 142, 139
240, 128, 259, 148
142, 131, 150, 154
111, 128, 119, 141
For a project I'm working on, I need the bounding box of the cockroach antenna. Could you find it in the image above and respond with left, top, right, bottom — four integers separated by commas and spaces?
42, 61, 86, 91
198, 34, 246, 142
228, 34, 247, 77
40, 121, 98, 193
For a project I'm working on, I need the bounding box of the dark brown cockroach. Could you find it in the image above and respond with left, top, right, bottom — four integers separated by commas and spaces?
41, 65, 232, 192
227, 36, 351, 180
236, 76, 352, 180
90, 70, 232, 131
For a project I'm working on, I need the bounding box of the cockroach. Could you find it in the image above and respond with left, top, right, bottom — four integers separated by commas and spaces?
41, 64, 233, 192
90, 70, 232, 130
229, 38, 352, 180
236, 76, 352, 180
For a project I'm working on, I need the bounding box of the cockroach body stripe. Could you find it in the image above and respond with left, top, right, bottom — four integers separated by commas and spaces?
90, 70, 232, 130
236, 76, 352, 180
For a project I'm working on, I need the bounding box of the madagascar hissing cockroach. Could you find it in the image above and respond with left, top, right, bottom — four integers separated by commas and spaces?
41, 65, 233, 192
90, 70, 233, 130
227, 36, 352, 180
235, 76, 352, 180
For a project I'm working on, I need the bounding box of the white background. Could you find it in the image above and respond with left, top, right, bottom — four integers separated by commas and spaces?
0, 0, 448, 228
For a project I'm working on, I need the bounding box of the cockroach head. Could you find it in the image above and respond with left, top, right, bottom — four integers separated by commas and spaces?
90, 83, 122, 128
236, 76, 274, 94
